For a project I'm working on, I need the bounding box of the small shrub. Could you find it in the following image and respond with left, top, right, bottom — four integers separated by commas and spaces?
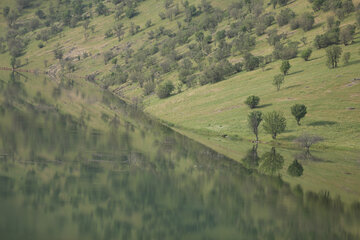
343, 52, 351, 65
301, 48, 312, 61
38, 42, 44, 48
245, 95, 260, 109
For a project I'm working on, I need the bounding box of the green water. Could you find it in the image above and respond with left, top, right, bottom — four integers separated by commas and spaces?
0, 72, 359, 239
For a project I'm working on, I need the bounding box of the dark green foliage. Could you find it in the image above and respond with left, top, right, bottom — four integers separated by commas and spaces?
301, 48, 312, 61
280, 60, 291, 75
245, 96, 260, 109
3, 6, 10, 17
326, 45, 342, 68
10, 56, 17, 69
276, 8, 295, 26
53, 44, 64, 60
314, 28, 340, 48
16, 0, 34, 10
291, 104, 307, 125
201, 60, 234, 85
38, 42, 44, 48
273, 74, 284, 91
288, 160, 304, 177
339, 24, 356, 45
248, 111, 263, 141
273, 42, 299, 60
232, 33, 256, 54
298, 12, 315, 31
244, 53, 260, 71
263, 111, 286, 139
104, 29, 113, 38
103, 51, 115, 65
143, 81, 155, 95
156, 81, 174, 98
267, 29, 286, 46
145, 20, 152, 28
96, 3, 109, 16
343, 52, 350, 65
35, 9, 46, 19
126, 7, 137, 18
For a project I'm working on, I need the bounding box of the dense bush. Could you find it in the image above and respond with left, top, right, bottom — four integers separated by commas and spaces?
245, 95, 260, 109
301, 48, 312, 61
276, 8, 295, 26
244, 53, 260, 71
314, 28, 340, 48
156, 81, 174, 98
287, 160, 303, 177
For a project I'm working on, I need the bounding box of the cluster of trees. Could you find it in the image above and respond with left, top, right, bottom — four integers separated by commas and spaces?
246, 102, 307, 141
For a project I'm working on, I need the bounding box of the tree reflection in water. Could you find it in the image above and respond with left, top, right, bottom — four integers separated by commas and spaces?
0, 74, 359, 240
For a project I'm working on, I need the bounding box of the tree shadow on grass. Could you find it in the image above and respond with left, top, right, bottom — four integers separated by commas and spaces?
309, 56, 322, 61
257, 103, 272, 109
288, 70, 304, 76
284, 84, 301, 90
308, 121, 337, 126
342, 59, 360, 68
279, 135, 298, 141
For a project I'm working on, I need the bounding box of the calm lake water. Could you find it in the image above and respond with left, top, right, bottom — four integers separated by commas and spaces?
0, 72, 359, 239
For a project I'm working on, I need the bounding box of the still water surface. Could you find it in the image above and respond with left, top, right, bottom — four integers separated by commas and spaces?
0, 72, 359, 239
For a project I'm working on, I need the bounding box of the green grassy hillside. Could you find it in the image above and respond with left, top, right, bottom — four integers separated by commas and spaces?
0, 0, 359, 153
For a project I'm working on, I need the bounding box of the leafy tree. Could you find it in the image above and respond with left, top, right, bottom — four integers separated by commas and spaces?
326, 45, 342, 68
96, 2, 109, 16
294, 133, 324, 152
276, 8, 295, 27
126, 7, 137, 18
248, 111, 263, 142
280, 60, 291, 75
113, 23, 124, 41
301, 48, 312, 61
156, 81, 174, 98
339, 25, 355, 45
291, 104, 307, 125
244, 53, 260, 71
273, 74, 284, 91
242, 145, 260, 168
298, 12, 315, 31
146, 20, 152, 28
288, 160, 303, 177
103, 51, 114, 65
245, 95, 260, 109
343, 52, 350, 65
263, 111, 286, 139
53, 44, 64, 60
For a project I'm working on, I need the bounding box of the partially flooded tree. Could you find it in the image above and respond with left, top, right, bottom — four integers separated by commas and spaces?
248, 111, 263, 142
294, 133, 324, 152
